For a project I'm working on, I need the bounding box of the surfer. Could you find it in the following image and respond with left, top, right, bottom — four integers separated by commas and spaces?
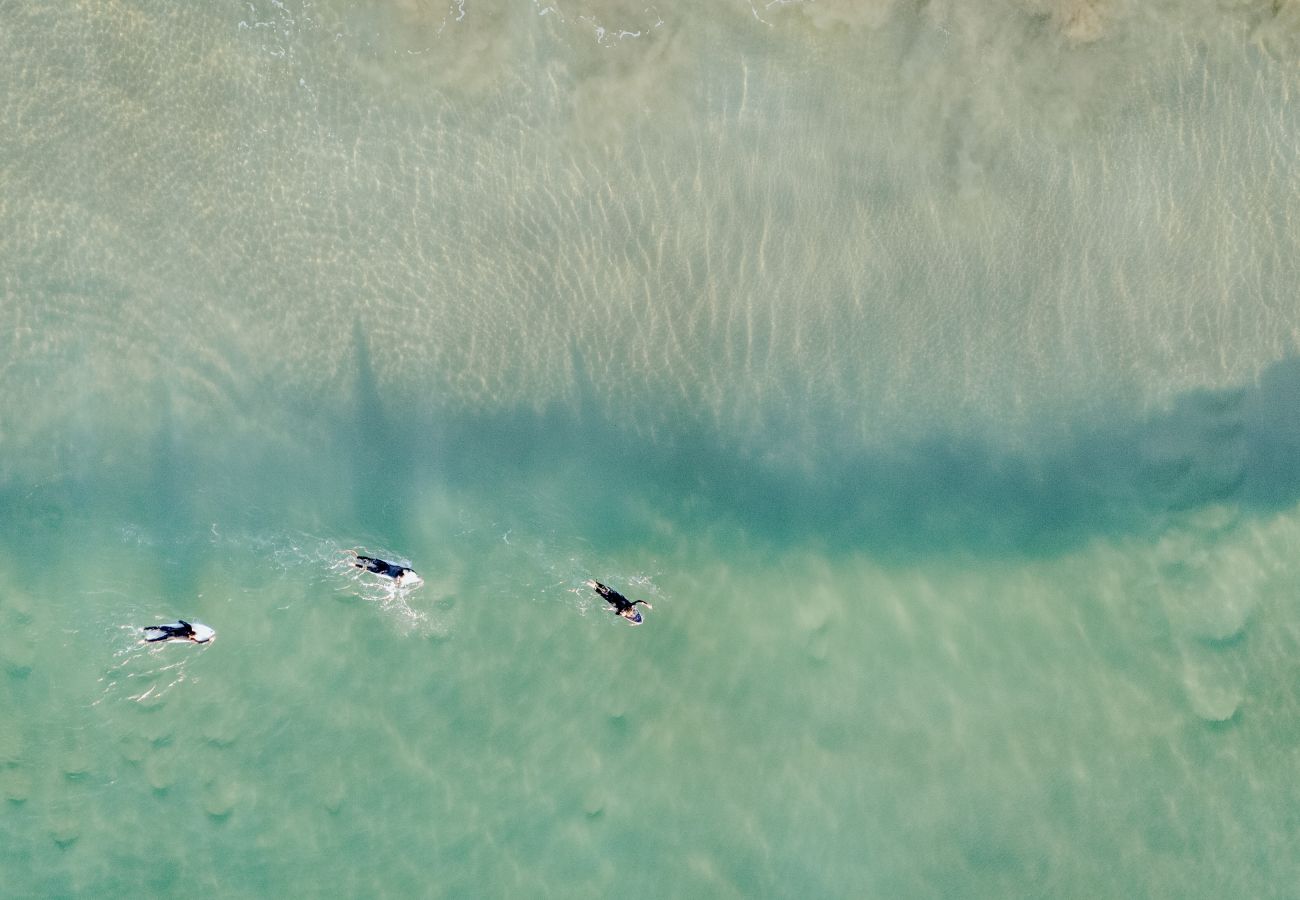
142, 620, 215, 644
587, 580, 653, 625
349, 551, 422, 587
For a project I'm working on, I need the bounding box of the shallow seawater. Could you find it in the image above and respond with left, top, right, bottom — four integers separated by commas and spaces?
4, 1, 1300, 896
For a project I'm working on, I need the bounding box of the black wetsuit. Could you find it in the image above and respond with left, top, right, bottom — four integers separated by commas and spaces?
145, 621, 195, 642
354, 555, 413, 581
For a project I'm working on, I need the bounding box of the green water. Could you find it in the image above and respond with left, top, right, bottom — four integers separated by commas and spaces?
4, 0, 1300, 896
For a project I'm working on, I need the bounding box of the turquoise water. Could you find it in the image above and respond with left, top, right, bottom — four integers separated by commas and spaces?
4, 1, 1300, 896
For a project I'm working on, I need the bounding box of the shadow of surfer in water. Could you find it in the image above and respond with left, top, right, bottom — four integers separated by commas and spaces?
587, 580, 652, 625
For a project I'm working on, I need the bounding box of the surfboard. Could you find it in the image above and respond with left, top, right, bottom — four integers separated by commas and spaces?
395, 570, 423, 588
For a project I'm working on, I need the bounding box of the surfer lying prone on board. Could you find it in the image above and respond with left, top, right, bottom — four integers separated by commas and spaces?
587, 580, 652, 625
142, 620, 215, 644
349, 550, 422, 587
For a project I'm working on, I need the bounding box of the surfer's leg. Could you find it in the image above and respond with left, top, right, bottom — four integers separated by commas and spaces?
598, 584, 630, 607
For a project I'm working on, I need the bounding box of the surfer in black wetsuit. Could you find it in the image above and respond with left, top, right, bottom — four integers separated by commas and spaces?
141, 620, 215, 643
587, 580, 653, 624
349, 551, 421, 586
144, 621, 196, 642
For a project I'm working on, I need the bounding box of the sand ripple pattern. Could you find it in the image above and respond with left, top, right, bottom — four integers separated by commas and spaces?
3, 1, 1300, 475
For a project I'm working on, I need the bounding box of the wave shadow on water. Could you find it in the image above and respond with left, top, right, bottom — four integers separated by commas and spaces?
345, 350, 1300, 562
4, 331, 1300, 565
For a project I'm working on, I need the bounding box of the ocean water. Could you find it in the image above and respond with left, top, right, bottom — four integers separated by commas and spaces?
4, 0, 1300, 896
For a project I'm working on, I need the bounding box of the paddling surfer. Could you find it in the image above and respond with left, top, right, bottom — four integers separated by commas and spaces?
587, 580, 653, 625
142, 620, 215, 643
349, 551, 422, 587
